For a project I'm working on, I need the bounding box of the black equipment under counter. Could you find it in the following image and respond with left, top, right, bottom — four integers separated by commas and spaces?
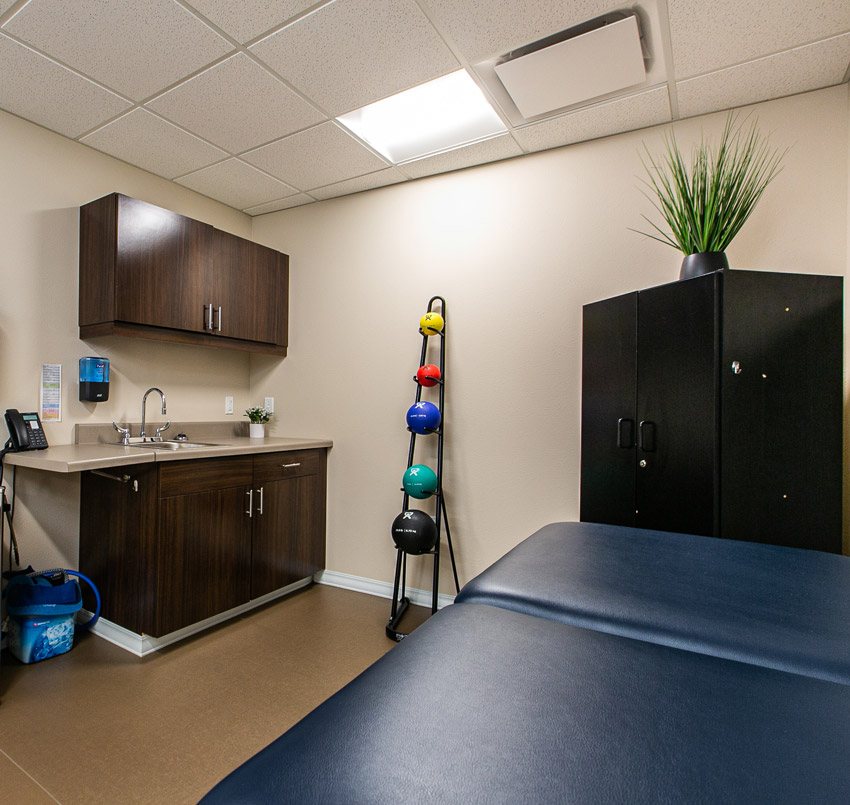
580, 269, 843, 553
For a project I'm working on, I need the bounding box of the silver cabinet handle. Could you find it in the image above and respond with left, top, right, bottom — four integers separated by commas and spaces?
256, 486, 264, 515
206, 303, 214, 331
216, 305, 222, 332
282, 463, 301, 469
245, 488, 253, 517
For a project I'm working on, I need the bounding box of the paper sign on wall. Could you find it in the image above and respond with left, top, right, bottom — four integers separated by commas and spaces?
40, 363, 61, 422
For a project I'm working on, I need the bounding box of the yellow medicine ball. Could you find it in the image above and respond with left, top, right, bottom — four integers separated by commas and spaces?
419, 312, 444, 336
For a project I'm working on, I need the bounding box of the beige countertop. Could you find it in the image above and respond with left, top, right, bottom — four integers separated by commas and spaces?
3, 422, 332, 473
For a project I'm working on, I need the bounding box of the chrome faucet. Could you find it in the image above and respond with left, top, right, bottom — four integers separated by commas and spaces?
140, 387, 167, 441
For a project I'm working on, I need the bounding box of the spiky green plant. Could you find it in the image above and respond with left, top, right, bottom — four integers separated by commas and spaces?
635, 113, 786, 255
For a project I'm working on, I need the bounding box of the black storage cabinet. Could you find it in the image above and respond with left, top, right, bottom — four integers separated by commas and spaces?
580, 269, 843, 553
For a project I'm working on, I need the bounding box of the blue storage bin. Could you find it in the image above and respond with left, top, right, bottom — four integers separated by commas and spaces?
4, 570, 99, 664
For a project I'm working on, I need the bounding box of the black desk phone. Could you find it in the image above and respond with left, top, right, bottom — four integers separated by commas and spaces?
5, 409, 49, 450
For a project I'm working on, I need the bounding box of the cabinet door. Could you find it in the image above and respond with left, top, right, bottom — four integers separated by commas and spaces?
252, 451, 327, 598
636, 274, 717, 536
208, 229, 287, 345
719, 271, 843, 552
155, 484, 252, 636
580, 292, 638, 526
79, 463, 159, 635
114, 195, 211, 332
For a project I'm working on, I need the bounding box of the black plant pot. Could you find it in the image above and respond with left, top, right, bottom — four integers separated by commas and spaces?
679, 251, 729, 280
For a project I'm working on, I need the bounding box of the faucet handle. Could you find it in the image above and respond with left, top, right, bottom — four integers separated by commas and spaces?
112, 421, 131, 446
155, 421, 171, 440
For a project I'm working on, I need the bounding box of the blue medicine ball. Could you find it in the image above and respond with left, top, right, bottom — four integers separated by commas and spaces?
406, 401, 441, 434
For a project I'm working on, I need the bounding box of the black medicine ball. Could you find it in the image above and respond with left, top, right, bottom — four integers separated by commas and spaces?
391, 510, 437, 555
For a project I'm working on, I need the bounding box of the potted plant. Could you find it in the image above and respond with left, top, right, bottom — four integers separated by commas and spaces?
635, 113, 786, 279
245, 406, 271, 438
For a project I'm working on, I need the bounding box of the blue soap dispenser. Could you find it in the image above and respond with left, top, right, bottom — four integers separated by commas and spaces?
79, 357, 110, 402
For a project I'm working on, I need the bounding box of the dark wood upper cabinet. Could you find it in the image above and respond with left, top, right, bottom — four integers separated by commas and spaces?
79, 193, 289, 355
209, 228, 287, 345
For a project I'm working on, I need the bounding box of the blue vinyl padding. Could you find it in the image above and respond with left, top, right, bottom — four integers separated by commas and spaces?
202, 602, 850, 804
455, 521, 850, 684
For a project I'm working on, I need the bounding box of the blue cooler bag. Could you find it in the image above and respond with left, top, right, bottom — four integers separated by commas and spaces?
4, 569, 100, 664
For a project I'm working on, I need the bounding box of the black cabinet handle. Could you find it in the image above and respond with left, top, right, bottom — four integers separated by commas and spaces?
639, 420, 656, 452
617, 418, 634, 448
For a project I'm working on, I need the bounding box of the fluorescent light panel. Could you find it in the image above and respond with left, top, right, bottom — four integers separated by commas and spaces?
337, 70, 506, 164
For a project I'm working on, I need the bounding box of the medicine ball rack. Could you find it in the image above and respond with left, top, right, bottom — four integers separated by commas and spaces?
386, 296, 459, 641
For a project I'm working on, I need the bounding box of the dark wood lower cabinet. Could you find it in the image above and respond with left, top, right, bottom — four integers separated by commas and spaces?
251, 450, 327, 599
78, 463, 159, 635
157, 485, 252, 635
79, 449, 327, 637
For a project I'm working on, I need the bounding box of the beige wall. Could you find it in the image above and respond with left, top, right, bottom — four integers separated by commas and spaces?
0, 84, 848, 588
0, 109, 254, 570
252, 85, 850, 592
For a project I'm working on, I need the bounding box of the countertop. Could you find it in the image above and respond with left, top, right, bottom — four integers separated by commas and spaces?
3, 422, 332, 473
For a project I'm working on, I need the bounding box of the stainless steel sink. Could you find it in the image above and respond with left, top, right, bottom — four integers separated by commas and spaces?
134, 440, 222, 450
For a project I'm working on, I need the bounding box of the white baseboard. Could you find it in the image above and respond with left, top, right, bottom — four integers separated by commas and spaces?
87, 576, 313, 657
315, 569, 455, 610
85, 569, 455, 657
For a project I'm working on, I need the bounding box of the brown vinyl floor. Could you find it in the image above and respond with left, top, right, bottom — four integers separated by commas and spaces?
0, 584, 430, 804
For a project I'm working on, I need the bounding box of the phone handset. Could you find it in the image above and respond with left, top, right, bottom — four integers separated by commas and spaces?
4, 409, 49, 451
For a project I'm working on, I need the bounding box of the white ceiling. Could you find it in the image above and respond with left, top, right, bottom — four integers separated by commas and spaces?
0, 0, 848, 216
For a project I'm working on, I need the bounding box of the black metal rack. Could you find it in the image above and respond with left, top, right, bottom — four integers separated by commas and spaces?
386, 296, 459, 641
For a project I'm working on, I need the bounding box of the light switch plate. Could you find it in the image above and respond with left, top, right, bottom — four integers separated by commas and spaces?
264, 396, 274, 414
225, 396, 234, 415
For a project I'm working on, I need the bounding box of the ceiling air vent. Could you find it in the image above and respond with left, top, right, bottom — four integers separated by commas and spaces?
493, 14, 647, 119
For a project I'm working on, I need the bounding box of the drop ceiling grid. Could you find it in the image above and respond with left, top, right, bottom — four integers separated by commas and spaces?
181, 0, 326, 45
2, 0, 234, 100
666, 0, 850, 80
176, 157, 301, 209
242, 121, 391, 190
676, 32, 850, 119
0, 0, 846, 213
146, 52, 327, 153
250, 0, 461, 117
0, 32, 131, 138
79, 108, 229, 181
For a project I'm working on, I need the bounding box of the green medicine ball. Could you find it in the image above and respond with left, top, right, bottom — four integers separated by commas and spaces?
402, 464, 438, 499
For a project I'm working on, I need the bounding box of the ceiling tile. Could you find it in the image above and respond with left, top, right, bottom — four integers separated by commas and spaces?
242, 121, 388, 190
400, 134, 523, 180
147, 53, 325, 153
80, 109, 228, 179
424, 0, 615, 63
668, 0, 850, 79
0, 33, 130, 138
309, 167, 408, 200
250, 0, 459, 115
2, 0, 233, 100
183, 0, 318, 44
176, 158, 299, 209
512, 87, 671, 154
677, 34, 850, 119
244, 194, 316, 215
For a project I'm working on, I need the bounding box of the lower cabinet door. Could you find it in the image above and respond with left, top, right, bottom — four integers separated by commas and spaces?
251, 475, 325, 599
155, 485, 252, 635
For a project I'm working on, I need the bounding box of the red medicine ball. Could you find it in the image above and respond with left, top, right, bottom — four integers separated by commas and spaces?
416, 364, 441, 387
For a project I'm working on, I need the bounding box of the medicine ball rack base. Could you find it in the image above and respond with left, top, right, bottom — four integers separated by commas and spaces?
387, 296, 459, 642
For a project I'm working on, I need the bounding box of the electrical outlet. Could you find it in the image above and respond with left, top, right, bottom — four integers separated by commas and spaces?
264, 396, 274, 414
225, 396, 234, 415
